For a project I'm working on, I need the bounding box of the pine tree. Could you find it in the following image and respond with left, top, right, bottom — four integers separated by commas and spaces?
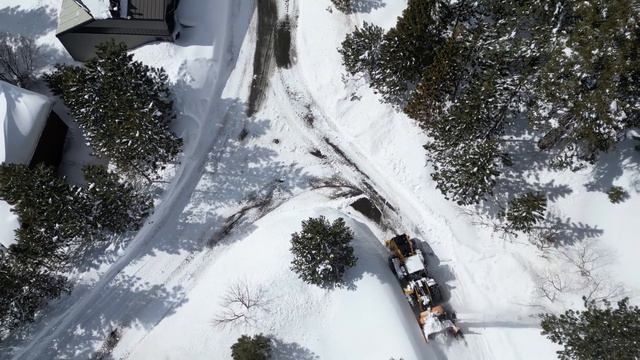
505, 192, 547, 233
0, 255, 68, 333
541, 297, 640, 360
338, 22, 384, 78
404, 37, 469, 123
0, 164, 152, 268
83, 165, 152, 234
528, 0, 640, 168
372, 0, 452, 105
290, 216, 357, 288
429, 140, 502, 206
0, 164, 96, 265
45, 40, 182, 180
330, 0, 352, 13
231, 334, 272, 360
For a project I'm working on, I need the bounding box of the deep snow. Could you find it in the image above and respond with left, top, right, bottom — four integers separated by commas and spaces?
0, 81, 53, 248
0, 0, 638, 359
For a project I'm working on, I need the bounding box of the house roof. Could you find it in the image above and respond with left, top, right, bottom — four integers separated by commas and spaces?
0, 81, 53, 249
58, 0, 94, 34
57, 0, 173, 35
79, 0, 112, 19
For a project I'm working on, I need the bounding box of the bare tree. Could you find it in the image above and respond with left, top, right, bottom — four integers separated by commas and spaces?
535, 240, 625, 303
0, 33, 39, 88
214, 279, 269, 329
535, 269, 571, 302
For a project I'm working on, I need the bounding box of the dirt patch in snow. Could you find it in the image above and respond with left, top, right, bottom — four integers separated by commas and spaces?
247, 0, 277, 116
275, 16, 292, 68
350, 197, 382, 224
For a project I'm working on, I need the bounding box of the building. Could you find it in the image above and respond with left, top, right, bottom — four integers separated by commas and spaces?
0, 81, 69, 249
57, 0, 180, 61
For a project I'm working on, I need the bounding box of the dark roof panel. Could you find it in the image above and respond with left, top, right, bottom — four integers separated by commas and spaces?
128, 0, 169, 20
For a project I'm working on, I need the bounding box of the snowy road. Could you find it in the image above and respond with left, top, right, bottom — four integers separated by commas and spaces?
7, 0, 259, 358
8, 0, 634, 358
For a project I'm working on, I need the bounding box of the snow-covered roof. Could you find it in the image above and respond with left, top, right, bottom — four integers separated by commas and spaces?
58, 0, 95, 34
77, 0, 112, 19
0, 81, 53, 248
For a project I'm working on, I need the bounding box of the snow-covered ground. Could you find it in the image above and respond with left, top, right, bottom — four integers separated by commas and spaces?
0, 0, 638, 359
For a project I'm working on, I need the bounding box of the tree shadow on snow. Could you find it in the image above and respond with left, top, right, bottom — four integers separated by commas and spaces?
6, 274, 186, 359
270, 338, 319, 360
0, 6, 57, 38
583, 140, 640, 194
469, 129, 609, 246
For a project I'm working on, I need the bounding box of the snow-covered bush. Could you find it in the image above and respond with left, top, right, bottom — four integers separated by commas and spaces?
290, 216, 357, 288
231, 334, 271, 360
540, 297, 640, 360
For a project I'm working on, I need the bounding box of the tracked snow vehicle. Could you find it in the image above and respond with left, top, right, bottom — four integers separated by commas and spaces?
386, 234, 461, 341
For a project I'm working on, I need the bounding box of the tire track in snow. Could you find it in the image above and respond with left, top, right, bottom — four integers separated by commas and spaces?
267, 0, 498, 358
8, 1, 253, 358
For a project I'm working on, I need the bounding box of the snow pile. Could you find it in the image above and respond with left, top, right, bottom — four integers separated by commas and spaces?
0, 81, 52, 165
0, 81, 52, 249
123, 195, 439, 359
76, 0, 112, 19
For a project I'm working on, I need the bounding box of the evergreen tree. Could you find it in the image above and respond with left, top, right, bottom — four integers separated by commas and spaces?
541, 297, 640, 360
528, 0, 640, 168
0, 164, 152, 267
0, 255, 68, 333
372, 0, 452, 105
338, 22, 384, 78
330, 0, 352, 13
0, 164, 96, 265
45, 40, 182, 180
83, 165, 152, 234
404, 37, 469, 123
290, 216, 357, 288
231, 334, 272, 360
505, 192, 547, 233
429, 140, 502, 206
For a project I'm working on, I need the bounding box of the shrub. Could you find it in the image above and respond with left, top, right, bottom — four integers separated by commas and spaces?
607, 186, 628, 204
290, 216, 357, 288
231, 334, 271, 360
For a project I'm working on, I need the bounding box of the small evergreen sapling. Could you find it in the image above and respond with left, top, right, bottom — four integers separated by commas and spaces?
606, 186, 628, 204
290, 216, 357, 288
505, 192, 548, 233
230, 334, 272, 360
540, 297, 640, 360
